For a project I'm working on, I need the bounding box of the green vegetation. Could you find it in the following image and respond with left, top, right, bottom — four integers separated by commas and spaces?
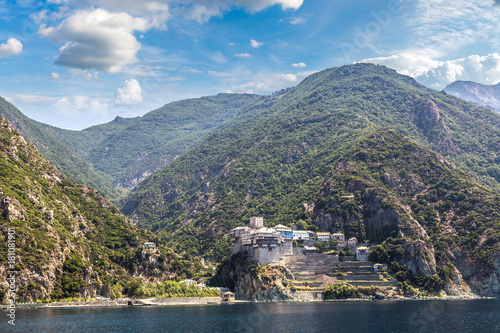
123, 279, 220, 298
0, 94, 262, 203
323, 284, 385, 299
0, 120, 211, 301
0, 97, 126, 202
123, 64, 500, 268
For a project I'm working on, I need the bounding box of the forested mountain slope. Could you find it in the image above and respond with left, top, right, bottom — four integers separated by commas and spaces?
123, 64, 500, 265
0, 94, 262, 202
0, 119, 204, 302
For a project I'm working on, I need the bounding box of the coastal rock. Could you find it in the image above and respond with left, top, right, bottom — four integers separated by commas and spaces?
213, 253, 298, 301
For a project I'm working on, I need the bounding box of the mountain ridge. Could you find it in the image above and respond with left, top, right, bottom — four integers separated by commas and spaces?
0, 93, 263, 202
444, 80, 500, 112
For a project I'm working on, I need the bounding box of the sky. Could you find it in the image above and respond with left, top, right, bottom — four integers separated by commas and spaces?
0, 0, 499, 130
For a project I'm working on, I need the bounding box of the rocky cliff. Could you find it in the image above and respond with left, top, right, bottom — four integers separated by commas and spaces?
211, 253, 298, 301
311, 129, 500, 297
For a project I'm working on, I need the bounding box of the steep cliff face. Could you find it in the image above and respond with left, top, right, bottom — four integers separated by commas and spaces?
311, 129, 500, 296
211, 253, 297, 301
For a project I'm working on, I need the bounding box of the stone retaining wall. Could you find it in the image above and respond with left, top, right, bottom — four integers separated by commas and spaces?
152, 297, 221, 305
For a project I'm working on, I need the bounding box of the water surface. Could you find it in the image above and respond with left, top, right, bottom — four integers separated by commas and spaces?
3, 299, 500, 332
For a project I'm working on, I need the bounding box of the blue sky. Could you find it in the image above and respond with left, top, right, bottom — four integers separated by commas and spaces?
0, 0, 499, 129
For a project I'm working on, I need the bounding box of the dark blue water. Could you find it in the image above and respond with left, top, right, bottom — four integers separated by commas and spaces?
2, 299, 500, 333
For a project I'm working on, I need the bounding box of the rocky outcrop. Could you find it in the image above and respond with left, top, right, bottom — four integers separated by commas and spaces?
0, 195, 25, 222
213, 253, 298, 301
448, 249, 500, 297
234, 264, 296, 301
410, 98, 459, 155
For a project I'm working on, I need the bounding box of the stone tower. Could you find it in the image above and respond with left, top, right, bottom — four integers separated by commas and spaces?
249, 216, 263, 229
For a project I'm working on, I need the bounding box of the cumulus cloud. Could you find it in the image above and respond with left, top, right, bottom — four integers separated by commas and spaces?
361, 53, 500, 90
34, 1, 303, 72
39, 8, 149, 73
52, 95, 109, 115
235, 53, 251, 58
232, 71, 316, 94
114, 79, 143, 105
51, 72, 61, 79
250, 39, 263, 48
0, 38, 23, 58
292, 62, 306, 68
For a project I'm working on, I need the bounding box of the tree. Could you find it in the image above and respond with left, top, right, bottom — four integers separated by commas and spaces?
368, 245, 389, 262
110, 284, 123, 300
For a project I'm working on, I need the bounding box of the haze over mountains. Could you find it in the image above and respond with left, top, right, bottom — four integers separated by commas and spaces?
1, 63, 500, 297
0, 94, 261, 203
444, 81, 500, 112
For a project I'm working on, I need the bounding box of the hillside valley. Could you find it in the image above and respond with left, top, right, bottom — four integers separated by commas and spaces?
1, 64, 500, 299
0, 93, 262, 203
0, 119, 212, 302
123, 64, 500, 296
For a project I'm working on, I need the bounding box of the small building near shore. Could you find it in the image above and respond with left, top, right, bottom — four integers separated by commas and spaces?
303, 246, 318, 254
142, 242, 157, 249
222, 292, 235, 302
331, 233, 346, 245
347, 237, 358, 251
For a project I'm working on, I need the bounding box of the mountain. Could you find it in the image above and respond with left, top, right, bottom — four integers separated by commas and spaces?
444, 80, 500, 112
0, 119, 206, 302
312, 129, 500, 296
122, 64, 500, 296
0, 97, 126, 202
0, 93, 262, 202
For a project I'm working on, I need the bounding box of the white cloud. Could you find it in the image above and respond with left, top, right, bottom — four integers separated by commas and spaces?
250, 39, 263, 48
292, 62, 306, 68
114, 79, 143, 105
361, 53, 500, 90
52, 95, 109, 115
5, 94, 58, 106
406, 0, 500, 52
182, 67, 203, 74
208, 51, 227, 63
0, 38, 23, 58
235, 53, 251, 58
181, 0, 303, 22
51, 72, 61, 79
290, 16, 306, 24
39, 8, 149, 73
232, 71, 316, 94
208, 70, 231, 77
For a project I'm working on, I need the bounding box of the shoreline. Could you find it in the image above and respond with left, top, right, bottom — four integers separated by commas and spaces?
1, 295, 497, 310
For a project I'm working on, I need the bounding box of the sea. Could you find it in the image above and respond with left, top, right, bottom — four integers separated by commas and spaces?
2, 299, 500, 333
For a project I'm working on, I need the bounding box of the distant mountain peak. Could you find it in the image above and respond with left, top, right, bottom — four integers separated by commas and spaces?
444, 80, 500, 112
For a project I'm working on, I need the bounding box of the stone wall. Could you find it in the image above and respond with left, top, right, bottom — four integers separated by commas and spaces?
152, 297, 221, 305
254, 246, 281, 264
